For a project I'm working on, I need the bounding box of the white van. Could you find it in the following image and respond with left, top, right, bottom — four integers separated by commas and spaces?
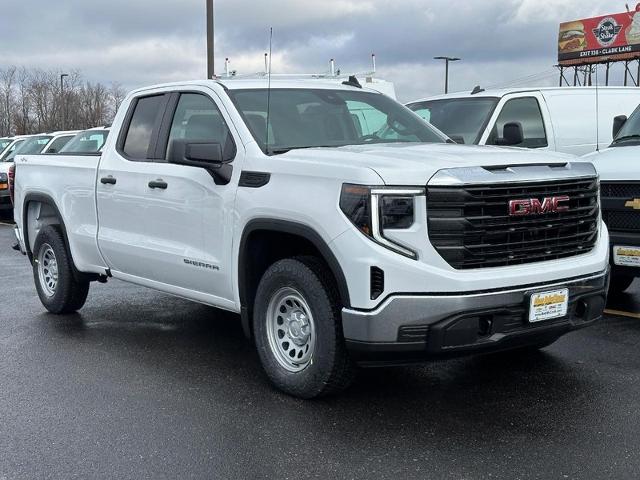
407, 87, 640, 156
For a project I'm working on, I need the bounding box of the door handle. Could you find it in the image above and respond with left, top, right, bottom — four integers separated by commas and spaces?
100, 176, 116, 185
148, 179, 168, 189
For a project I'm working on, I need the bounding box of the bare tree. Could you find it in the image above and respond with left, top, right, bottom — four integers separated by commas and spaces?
0, 66, 124, 136
109, 82, 126, 123
0, 66, 17, 136
15, 67, 32, 135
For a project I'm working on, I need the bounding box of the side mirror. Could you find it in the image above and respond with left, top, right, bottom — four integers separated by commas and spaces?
613, 115, 627, 139
501, 122, 524, 145
168, 140, 224, 169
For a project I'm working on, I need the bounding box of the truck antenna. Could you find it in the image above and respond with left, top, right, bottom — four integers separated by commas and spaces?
595, 65, 600, 152
265, 28, 273, 155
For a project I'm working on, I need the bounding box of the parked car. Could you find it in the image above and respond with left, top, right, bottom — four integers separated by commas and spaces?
12, 79, 609, 398
40, 131, 80, 154
3, 134, 55, 164
585, 105, 640, 293
407, 87, 640, 155
0, 137, 14, 156
0, 135, 32, 162
1, 133, 73, 214
59, 127, 110, 154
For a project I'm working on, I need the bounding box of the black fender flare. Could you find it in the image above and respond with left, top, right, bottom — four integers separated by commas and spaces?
238, 218, 351, 338
22, 193, 98, 283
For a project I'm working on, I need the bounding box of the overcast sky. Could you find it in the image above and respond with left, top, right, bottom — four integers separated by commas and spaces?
0, 0, 626, 101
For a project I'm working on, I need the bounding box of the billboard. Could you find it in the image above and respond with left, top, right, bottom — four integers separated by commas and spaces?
558, 5, 640, 65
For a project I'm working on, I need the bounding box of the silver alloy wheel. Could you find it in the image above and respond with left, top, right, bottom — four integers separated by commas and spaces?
266, 287, 316, 372
37, 243, 59, 298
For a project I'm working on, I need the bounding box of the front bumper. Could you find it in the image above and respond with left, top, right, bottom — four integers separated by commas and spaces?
608, 230, 640, 278
0, 189, 11, 210
342, 269, 609, 364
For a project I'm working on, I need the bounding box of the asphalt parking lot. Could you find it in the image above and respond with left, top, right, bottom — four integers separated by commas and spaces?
1, 221, 640, 479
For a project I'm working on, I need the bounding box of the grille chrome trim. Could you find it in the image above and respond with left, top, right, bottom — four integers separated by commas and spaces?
429, 162, 597, 187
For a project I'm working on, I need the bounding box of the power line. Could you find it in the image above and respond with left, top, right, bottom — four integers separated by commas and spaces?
485, 68, 558, 89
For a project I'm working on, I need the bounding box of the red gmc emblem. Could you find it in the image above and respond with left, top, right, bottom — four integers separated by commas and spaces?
508, 196, 570, 216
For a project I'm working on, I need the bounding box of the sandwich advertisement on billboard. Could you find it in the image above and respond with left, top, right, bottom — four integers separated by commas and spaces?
558, 5, 640, 65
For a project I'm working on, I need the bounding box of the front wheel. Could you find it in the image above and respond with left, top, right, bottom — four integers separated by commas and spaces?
33, 225, 90, 314
253, 256, 356, 398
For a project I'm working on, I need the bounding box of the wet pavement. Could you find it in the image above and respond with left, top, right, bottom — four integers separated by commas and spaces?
1, 221, 639, 479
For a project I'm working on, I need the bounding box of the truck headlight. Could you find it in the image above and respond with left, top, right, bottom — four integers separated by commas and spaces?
340, 184, 424, 259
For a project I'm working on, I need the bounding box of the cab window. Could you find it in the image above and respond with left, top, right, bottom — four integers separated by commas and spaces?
487, 97, 548, 148
122, 94, 166, 159
165, 93, 235, 162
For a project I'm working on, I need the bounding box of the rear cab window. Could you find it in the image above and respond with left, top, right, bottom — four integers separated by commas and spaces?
120, 94, 167, 160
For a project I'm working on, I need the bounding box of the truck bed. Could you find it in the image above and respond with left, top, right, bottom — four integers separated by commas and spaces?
14, 154, 105, 273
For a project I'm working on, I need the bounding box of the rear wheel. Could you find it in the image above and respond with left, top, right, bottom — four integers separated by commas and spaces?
609, 274, 635, 295
253, 256, 356, 398
33, 225, 90, 314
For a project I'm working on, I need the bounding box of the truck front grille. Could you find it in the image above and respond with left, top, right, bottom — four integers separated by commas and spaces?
600, 182, 640, 232
427, 177, 599, 269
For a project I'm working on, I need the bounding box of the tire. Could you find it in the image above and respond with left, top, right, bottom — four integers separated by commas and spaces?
609, 275, 635, 295
253, 256, 356, 398
33, 225, 90, 314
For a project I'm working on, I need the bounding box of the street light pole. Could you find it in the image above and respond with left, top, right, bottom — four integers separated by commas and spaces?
206, 0, 215, 78
433, 56, 460, 94
60, 73, 69, 130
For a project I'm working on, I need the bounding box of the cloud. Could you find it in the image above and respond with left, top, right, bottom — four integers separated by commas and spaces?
0, 0, 627, 101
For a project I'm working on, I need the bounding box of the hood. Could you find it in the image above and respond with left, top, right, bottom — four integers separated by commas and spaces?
584, 145, 640, 181
281, 142, 577, 185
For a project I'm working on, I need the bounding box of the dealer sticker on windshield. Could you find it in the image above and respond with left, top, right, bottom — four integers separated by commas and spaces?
528, 288, 569, 323
613, 245, 640, 267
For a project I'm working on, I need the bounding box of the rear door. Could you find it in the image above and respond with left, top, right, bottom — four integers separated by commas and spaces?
96, 86, 241, 306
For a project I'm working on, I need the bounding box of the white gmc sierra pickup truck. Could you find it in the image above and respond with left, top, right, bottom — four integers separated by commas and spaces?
12, 78, 609, 398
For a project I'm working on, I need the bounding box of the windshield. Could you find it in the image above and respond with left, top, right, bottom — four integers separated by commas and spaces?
228, 88, 445, 154
613, 105, 640, 146
407, 97, 499, 145
0, 138, 12, 154
4, 135, 52, 161
60, 129, 110, 153
0, 139, 24, 161
44, 135, 74, 154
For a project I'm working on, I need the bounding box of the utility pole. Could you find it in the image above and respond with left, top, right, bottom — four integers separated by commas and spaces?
60, 73, 69, 129
206, 0, 215, 78
433, 56, 460, 94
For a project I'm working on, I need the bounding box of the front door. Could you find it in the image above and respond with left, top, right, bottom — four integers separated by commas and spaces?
96, 87, 240, 305
482, 94, 553, 150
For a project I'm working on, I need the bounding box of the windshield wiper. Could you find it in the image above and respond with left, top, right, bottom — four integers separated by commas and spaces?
612, 134, 640, 144
267, 145, 337, 155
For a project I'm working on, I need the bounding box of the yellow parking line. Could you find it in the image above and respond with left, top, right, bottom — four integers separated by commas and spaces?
604, 309, 640, 319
